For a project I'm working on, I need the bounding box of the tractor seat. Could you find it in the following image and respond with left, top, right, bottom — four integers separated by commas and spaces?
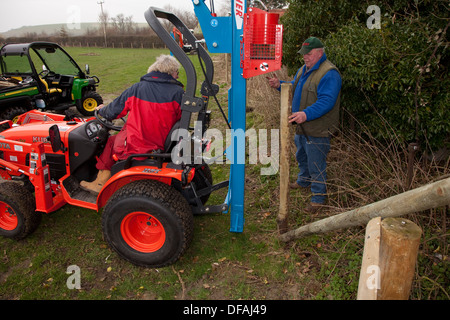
40, 78, 62, 95
163, 120, 181, 153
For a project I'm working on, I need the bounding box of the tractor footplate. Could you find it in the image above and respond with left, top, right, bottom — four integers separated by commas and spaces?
63, 175, 97, 204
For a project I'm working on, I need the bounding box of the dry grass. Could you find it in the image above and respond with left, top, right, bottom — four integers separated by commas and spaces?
247, 66, 291, 129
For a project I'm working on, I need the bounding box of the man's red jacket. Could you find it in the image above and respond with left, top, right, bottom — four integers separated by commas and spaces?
99, 71, 184, 160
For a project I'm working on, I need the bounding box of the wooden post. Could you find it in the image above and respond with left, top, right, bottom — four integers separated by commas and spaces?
277, 83, 292, 234
357, 217, 381, 300
357, 217, 422, 300
378, 217, 422, 300
279, 177, 450, 242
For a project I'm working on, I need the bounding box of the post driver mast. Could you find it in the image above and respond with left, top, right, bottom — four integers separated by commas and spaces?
192, 0, 283, 233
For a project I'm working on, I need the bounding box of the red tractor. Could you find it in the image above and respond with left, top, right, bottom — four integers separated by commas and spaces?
0, 8, 227, 268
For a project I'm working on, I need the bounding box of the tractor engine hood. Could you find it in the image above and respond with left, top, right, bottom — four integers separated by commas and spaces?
1, 122, 74, 152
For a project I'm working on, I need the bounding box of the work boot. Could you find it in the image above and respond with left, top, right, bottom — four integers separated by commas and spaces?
290, 182, 311, 194
290, 182, 306, 190
303, 202, 324, 214
80, 170, 111, 195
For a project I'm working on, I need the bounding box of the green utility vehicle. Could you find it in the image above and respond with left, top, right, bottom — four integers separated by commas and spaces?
0, 42, 102, 120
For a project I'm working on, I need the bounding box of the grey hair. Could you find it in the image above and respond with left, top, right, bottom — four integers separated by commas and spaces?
147, 54, 181, 74
316, 47, 325, 53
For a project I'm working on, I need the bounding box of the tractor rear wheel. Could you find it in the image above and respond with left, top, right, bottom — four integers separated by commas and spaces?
102, 180, 194, 267
0, 182, 40, 240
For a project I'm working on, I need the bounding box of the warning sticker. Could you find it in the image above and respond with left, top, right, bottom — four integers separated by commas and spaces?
260, 62, 269, 71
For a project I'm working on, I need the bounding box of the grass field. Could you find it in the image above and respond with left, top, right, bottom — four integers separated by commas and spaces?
0, 47, 448, 301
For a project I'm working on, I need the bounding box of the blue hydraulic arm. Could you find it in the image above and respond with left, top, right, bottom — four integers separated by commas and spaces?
192, 0, 247, 233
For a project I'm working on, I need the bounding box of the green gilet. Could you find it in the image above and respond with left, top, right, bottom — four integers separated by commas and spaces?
295, 60, 341, 137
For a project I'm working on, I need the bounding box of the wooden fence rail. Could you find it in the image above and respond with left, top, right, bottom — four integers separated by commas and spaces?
278, 174, 449, 242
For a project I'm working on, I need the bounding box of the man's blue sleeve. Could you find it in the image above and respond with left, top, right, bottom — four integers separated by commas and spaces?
303, 70, 341, 121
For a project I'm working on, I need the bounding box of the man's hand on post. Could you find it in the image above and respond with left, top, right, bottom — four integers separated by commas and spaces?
266, 74, 280, 89
288, 111, 307, 124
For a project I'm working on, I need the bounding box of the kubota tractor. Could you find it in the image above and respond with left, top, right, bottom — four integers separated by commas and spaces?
0, 7, 227, 268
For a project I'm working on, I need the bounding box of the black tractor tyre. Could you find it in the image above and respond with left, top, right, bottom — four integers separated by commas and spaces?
102, 180, 194, 268
0, 182, 40, 240
77, 91, 103, 116
0, 105, 28, 123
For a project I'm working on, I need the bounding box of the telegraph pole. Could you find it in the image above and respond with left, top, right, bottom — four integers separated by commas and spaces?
98, 1, 108, 47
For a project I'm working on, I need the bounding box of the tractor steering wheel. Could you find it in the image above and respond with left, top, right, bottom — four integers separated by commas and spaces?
94, 109, 125, 132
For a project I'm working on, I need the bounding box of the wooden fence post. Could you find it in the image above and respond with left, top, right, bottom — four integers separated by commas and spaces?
357, 217, 381, 300
378, 217, 422, 299
357, 217, 422, 300
277, 83, 292, 234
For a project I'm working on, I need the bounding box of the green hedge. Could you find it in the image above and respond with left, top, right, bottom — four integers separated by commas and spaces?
281, 0, 449, 151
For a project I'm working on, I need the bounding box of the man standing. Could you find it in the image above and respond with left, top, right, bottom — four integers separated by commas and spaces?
267, 37, 341, 213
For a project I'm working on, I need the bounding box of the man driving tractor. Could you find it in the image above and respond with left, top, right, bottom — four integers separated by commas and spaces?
80, 54, 184, 194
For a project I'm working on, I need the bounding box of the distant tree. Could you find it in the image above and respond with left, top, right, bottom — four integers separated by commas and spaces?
59, 26, 69, 40
177, 10, 198, 30
160, 5, 198, 31
84, 27, 99, 37
110, 14, 136, 35
24, 32, 38, 40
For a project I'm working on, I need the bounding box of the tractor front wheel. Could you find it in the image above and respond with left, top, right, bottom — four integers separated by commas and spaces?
0, 182, 40, 240
78, 91, 103, 116
102, 180, 194, 267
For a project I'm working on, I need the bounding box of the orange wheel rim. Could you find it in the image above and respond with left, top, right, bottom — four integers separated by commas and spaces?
120, 212, 166, 253
0, 202, 18, 231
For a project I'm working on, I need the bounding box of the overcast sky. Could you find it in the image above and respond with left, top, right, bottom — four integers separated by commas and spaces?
0, 0, 229, 33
